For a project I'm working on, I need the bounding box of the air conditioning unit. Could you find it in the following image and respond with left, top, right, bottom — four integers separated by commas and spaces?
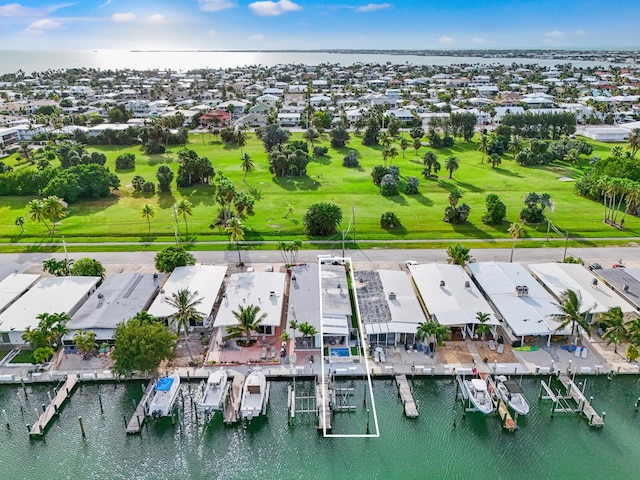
291, 275, 297, 282
522, 286, 529, 296
464, 281, 470, 288
440, 280, 446, 288
269, 291, 276, 298
592, 278, 598, 287
389, 292, 396, 300
623, 284, 629, 292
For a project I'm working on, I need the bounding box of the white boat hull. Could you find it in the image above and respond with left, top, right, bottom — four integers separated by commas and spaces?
464, 379, 494, 415
240, 369, 267, 421
201, 369, 228, 413
496, 382, 530, 415
148, 373, 181, 418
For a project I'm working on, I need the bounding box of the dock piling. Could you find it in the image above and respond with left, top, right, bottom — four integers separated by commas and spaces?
78, 416, 85, 438
98, 393, 103, 414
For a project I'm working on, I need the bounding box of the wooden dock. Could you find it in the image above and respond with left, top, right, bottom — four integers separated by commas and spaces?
125, 381, 155, 434
316, 375, 333, 432
395, 374, 418, 418
29, 375, 78, 437
558, 374, 604, 427
223, 373, 245, 424
485, 375, 517, 432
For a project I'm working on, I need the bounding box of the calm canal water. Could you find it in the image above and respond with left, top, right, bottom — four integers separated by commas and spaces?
0, 375, 639, 479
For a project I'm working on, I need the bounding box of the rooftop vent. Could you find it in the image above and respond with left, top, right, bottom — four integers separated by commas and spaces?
291, 275, 296, 282
592, 278, 598, 287
440, 280, 446, 288
624, 284, 629, 292
464, 281, 470, 288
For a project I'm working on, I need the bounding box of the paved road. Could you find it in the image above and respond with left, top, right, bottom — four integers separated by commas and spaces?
2, 246, 640, 276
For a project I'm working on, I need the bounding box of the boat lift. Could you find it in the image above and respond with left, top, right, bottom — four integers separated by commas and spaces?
538, 373, 605, 427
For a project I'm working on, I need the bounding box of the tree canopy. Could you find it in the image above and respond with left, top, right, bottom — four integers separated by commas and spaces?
111, 312, 177, 377
154, 245, 196, 273
303, 202, 343, 236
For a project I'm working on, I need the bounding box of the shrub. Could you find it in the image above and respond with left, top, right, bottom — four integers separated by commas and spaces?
115, 152, 135, 170
404, 176, 419, 194
342, 150, 360, 168
142, 181, 156, 194
313, 146, 328, 157
380, 174, 398, 196
380, 211, 401, 228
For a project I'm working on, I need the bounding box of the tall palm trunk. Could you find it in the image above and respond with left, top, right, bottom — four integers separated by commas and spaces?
183, 330, 193, 361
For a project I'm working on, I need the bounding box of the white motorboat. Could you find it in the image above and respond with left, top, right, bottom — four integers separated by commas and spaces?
148, 372, 181, 418
495, 376, 530, 415
463, 378, 495, 414
240, 368, 267, 421
201, 369, 229, 414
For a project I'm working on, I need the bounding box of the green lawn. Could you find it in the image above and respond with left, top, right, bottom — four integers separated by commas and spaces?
0, 132, 637, 246
9, 349, 36, 364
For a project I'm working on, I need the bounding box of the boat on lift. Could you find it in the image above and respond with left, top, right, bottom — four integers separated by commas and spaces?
201, 368, 229, 415
240, 368, 267, 421
495, 375, 530, 415
463, 377, 494, 414
148, 372, 181, 418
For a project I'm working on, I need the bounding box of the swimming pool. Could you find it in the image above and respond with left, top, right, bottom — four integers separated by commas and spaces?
330, 347, 350, 358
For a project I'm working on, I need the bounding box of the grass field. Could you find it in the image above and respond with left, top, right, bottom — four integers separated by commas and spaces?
0, 131, 636, 247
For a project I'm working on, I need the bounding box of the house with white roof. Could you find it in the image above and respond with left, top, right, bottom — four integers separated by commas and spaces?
528, 263, 636, 322
213, 271, 286, 339
0, 276, 100, 345
408, 263, 499, 339
147, 265, 227, 328
468, 262, 570, 346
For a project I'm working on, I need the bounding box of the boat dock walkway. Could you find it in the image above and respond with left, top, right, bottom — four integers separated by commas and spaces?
125, 381, 155, 434
316, 375, 333, 432
558, 374, 605, 427
224, 373, 245, 424
485, 375, 517, 432
29, 374, 78, 437
395, 374, 418, 418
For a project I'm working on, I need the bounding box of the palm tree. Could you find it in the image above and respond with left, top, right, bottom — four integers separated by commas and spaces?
226, 216, 245, 266
165, 288, 203, 361
448, 188, 462, 207
387, 146, 398, 166
378, 131, 391, 148
422, 151, 438, 177
28, 199, 51, 234
226, 304, 267, 345
240, 153, 254, 182
564, 149, 580, 165
446, 243, 472, 266
235, 129, 247, 154
627, 128, 640, 158
445, 156, 459, 179
416, 321, 451, 356
508, 222, 524, 263
289, 320, 298, 350
303, 128, 320, 150
475, 312, 492, 341
298, 322, 318, 349
599, 306, 627, 354
141, 204, 155, 235
550, 289, 592, 345
611, 145, 624, 159
284, 203, 294, 219
477, 134, 489, 163
14, 215, 25, 234
508, 135, 523, 156
175, 199, 193, 239
42, 196, 67, 236
413, 137, 422, 155
399, 137, 409, 157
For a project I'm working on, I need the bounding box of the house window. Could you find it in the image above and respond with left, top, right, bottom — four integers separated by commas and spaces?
257, 326, 273, 336
1, 333, 9, 343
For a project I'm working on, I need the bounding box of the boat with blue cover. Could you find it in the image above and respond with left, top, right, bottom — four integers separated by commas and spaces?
148, 372, 181, 418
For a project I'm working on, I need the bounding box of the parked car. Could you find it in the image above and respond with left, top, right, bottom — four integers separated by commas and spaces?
613, 263, 626, 269
588, 263, 602, 271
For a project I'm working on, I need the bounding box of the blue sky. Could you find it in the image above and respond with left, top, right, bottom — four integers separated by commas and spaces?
0, 0, 639, 50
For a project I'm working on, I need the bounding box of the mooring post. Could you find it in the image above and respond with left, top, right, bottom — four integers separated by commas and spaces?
78, 416, 86, 439
123, 415, 127, 428
98, 392, 103, 415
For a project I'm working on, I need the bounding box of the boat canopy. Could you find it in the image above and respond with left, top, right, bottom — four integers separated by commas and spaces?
502, 380, 524, 394
471, 379, 487, 391
155, 377, 174, 392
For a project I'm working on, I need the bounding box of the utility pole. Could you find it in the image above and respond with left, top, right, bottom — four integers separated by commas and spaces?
352, 204, 356, 243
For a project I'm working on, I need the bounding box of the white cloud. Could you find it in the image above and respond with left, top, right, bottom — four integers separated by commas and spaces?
248, 0, 301, 16
0, 3, 39, 17
471, 37, 487, 44
575, 30, 586, 36
249, 33, 265, 41
112, 12, 136, 22
99, 0, 112, 7
545, 30, 564, 38
22, 18, 62, 35
355, 3, 391, 13
198, 0, 237, 12
438, 35, 454, 44
147, 14, 165, 23
208, 29, 217, 37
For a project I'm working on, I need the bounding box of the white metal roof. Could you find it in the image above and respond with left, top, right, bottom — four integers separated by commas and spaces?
214, 271, 286, 328
287, 264, 321, 333
0, 276, 100, 333
528, 263, 636, 314
408, 263, 499, 327
0, 273, 40, 314
147, 265, 227, 319
468, 262, 569, 337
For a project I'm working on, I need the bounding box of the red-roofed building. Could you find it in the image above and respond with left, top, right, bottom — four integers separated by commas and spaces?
199, 109, 232, 127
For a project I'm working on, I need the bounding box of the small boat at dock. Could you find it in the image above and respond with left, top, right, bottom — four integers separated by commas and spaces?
201, 369, 229, 414
240, 368, 267, 421
463, 378, 494, 415
148, 372, 181, 418
495, 376, 530, 415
